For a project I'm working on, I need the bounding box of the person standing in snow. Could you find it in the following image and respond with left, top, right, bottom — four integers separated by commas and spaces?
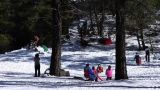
105, 65, 112, 80
34, 53, 41, 77
145, 46, 150, 62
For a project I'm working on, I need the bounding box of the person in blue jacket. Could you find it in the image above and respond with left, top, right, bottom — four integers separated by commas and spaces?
88, 66, 96, 81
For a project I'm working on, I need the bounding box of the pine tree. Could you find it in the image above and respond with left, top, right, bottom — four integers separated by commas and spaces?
50, 0, 62, 76
115, 0, 128, 80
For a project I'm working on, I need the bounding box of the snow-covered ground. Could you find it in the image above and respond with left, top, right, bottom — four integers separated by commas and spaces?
1, 34, 160, 90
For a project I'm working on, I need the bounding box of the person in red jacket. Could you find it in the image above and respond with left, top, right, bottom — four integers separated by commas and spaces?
97, 64, 103, 73
84, 64, 90, 80
92, 66, 103, 81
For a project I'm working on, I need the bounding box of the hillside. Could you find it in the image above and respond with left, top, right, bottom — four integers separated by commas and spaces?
1, 33, 160, 90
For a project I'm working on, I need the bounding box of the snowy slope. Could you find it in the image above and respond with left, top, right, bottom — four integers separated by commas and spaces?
0, 35, 160, 90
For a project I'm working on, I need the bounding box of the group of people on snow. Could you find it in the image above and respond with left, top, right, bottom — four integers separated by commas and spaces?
84, 64, 112, 81
31, 33, 151, 78
134, 46, 150, 65
82, 46, 151, 81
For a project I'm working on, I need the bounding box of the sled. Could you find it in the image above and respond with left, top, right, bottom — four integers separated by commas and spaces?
42, 45, 48, 52
41, 68, 70, 78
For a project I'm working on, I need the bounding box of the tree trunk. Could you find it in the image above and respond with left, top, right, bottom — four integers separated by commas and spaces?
148, 31, 153, 53
115, 0, 128, 80
99, 2, 105, 37
50, 0, 62, 76
94, 7, 100, 36
136, 30, 142, 50
89, 2, 94, 31
140, 29, 145, 50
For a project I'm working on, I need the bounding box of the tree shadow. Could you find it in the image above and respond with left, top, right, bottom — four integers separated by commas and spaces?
80, 85, 160, 89
63, 55, 115, 70
0, 71, 159, 89
0, 71, 95, 88
126, 45, 139, 51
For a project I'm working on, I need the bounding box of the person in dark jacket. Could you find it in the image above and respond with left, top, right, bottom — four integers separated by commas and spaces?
145, 46, 150, 62
34, 53, 40, 77
134, 53, 141, 65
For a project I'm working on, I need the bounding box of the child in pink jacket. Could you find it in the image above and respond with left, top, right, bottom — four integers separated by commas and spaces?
105, 65, 112, 80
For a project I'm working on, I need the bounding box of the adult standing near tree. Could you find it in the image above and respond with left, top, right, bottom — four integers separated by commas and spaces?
145, 46, 150, 62
34, 53, 41, 77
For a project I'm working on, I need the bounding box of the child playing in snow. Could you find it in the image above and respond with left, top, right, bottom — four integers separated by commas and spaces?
105, 65, 112, 80
92, 66, 103, 81
90, 66, 97, 81
97, 64, 103, 73
84, 64, 91, 80
134, 52, 141, 65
